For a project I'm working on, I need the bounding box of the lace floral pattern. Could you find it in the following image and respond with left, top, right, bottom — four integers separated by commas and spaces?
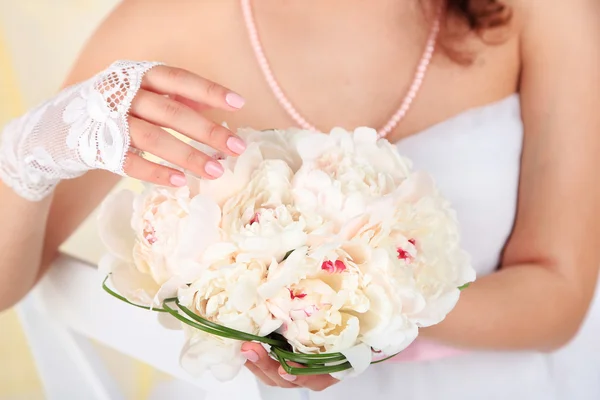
0, 60, 162, 201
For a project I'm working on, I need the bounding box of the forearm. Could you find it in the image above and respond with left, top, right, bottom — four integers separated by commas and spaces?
0, 182, 53, 311
422, 264, 592, 351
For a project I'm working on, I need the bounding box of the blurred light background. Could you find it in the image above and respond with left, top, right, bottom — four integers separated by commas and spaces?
0, 2, 173, 398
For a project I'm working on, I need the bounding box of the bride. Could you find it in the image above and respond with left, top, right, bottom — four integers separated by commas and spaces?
1, 0, 599, 399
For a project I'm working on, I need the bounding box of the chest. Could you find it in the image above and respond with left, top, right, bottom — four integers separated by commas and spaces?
159, 1, 522, 143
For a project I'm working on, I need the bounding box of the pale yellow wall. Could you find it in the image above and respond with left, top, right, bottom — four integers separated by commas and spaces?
0, 2, 168, 398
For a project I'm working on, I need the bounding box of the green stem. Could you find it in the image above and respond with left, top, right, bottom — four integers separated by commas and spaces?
102, 275, 167, 313
272, 348, 352, 375
164, 298, 288, 347
271, 347, 347, 364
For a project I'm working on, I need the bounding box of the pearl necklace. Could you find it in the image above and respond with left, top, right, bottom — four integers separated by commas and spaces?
241, 0, 441, 139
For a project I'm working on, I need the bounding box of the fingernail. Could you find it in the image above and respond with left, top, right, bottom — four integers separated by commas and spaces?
169, 174, 187, 187
226, 136, 246, 154
241, 350, 259, 363
225, 92, 245, 109
205, 160, 224, 178
280, 373, 297, 382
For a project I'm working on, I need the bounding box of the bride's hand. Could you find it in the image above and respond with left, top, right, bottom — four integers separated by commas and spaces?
124, 64, 247, 185
241, 342, 339, 391
0, 60, 247, 201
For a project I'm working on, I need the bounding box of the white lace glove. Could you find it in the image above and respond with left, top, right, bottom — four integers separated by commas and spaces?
1, 60, 248, 202
0, 61, 163, 201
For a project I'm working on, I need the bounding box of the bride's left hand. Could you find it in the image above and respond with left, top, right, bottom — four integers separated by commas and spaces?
241, 342, 339, 391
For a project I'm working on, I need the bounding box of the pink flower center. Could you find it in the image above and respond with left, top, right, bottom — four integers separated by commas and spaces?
143, 222, 157, 245
397, 239, 416, 262
397, 248, 410, 260
249, 212, 260, 225
321, 260, 347, 273
288, 288, 307, 300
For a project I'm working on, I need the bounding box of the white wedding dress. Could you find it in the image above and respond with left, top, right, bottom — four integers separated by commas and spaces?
260, 94, 600, 400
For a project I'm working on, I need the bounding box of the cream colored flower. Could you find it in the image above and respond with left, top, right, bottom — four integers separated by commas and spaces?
180, 327, 246, 382
259, 246, 370, 357
177, 259, 282, 379
346, 172, 476, 327
219, 159, 308, 263
292, 127, 413, 231
189, 128, 303, 208
98, 186, 222, 307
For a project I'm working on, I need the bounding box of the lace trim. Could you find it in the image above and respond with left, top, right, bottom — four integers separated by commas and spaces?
0, 60, 163, 201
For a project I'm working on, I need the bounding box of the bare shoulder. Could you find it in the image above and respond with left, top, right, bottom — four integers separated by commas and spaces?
64, 0, 237, 85
509, 0, 599, 38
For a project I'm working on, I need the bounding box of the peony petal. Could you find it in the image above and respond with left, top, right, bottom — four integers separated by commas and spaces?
411, 289, 461, 327
230, 274, 259, 313
97, 190, 136, 262
328, 315, 361, 352
156, 312, 182, 330
392, 171, 437, 203
179, 330, 244, 381
257, 247, 313, 298
295, 132, 334, 161
154, 276, 189, 305
339, 343, 372, 375
99, 254, 160, 307
176, 194, 222, 260
351, 127, 379, 144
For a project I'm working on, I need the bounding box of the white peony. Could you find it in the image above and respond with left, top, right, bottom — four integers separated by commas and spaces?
346, 171, 476, 327
292, 127, 412, 230
221, 159, 308, 264
98, 186, 222, 307
180, 327, 246, 382
258, 246, 370, 359
177, 259, 282, 379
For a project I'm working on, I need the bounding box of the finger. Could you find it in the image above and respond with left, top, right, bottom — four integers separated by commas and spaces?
143, 65, 246, 110
241, 342, 297, 389
131, 89, 247, 156
244, 361, 277, 387
122, 152, 187, 187
128, 116, 225, 179
170, 94, 212, 113
277, 363, 339, 392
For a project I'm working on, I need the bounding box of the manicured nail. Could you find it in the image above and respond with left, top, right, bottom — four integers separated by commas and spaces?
280, 373, 297, 382
169, 174, 187, 187
225, 92, 246, 109
205, 161, 224, 178
241, 350, 259, 363
226, 136, 247, 154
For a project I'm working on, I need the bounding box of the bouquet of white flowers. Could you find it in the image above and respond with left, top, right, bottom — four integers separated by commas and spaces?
99, 127, 475, 381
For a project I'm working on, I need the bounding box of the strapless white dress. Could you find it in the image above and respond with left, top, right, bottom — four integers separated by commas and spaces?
259, 95, 600, 400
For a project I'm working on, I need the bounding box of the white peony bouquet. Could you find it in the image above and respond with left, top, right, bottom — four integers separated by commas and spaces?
98, 127, 475, 381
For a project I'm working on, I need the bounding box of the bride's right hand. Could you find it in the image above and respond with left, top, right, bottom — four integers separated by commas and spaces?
124, 64, 247, 185
0, 61, 247, 201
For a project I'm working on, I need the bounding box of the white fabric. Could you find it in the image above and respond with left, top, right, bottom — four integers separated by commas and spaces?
260, 95, 600, 400
0, 60, 161, 201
